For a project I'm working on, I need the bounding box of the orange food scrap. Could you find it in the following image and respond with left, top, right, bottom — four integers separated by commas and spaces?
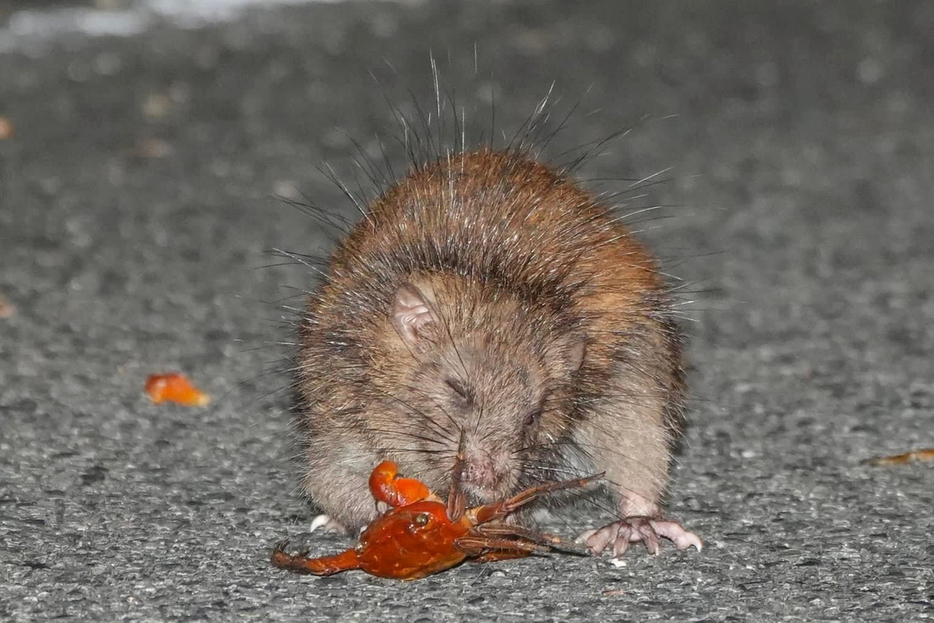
862, 448, 934, 466
0, 117, 12, 140
145, 372, 210, 406
0, 295, 15, 319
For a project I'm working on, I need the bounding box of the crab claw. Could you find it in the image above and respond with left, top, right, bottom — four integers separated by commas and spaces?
271, 541, 362, 576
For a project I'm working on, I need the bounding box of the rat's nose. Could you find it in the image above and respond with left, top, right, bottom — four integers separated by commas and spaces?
464, 451, 500, 490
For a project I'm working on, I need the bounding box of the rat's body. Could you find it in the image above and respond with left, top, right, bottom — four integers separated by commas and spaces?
296, 150, 701, 556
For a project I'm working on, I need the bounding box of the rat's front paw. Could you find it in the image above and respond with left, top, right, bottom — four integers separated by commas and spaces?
577, 517, 702, 557
309, 514, 349, 535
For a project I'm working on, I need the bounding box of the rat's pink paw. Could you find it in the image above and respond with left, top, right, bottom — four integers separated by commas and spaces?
308, 514, 348, 535
577, 517, 702, 557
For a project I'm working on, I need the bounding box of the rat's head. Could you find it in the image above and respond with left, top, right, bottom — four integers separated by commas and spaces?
375, 280, 585, 503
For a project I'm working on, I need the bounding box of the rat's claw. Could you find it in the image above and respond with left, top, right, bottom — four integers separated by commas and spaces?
630, 519, 660, 556
576, 526, 614, 554
578, 517, 702, 557
606, 517, 657, 557
309, 514, 348, 535
650, 519, 703, 552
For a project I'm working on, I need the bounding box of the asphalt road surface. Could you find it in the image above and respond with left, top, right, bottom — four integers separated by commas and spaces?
2, 1, 933, 621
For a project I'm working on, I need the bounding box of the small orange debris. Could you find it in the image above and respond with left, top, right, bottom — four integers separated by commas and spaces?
862, 448, 934, 466
0, 117, 13, 140
0, 295, 15, 319
145, 373, 210, 406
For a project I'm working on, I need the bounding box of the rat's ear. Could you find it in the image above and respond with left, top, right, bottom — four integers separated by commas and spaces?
391, 282, 437, 345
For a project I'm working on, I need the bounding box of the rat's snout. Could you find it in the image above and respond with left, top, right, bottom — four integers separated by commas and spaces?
462, 446, 508, 495
464, 451, 495, 488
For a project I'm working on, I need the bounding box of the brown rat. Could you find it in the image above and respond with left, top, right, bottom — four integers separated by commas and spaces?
295, 149, 701, 556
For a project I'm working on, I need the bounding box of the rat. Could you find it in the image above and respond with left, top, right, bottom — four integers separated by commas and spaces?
293, 148, 702, 557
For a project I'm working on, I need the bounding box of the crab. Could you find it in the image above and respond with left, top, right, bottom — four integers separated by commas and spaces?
272, 460, 601, 580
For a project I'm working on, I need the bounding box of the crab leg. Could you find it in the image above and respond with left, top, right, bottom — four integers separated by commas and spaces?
469, 472, 604, 525
454, 536, 553, 557
445, 431, 468, 522
472, 523, 591, 555
271, 542, 361, 576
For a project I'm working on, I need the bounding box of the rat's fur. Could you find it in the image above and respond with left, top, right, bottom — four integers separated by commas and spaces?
295, 149, 687, 534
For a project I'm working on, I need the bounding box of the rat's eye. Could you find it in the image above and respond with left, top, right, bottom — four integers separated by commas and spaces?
523, 408, 542, 427
445, 379, 472, 402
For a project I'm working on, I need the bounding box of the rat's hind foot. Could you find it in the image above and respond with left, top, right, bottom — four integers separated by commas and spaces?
309, 514, 348, 535
577, 517, 702, 557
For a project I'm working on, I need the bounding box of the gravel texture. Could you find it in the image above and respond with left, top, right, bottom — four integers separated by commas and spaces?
1, 0, 933, 621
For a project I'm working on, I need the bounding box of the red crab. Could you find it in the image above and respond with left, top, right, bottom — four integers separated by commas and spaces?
272, 460, 601, 580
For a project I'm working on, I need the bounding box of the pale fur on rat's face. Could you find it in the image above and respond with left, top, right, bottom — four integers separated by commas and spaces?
378, 280, 584, 503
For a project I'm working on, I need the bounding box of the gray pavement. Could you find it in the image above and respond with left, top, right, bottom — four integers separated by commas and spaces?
1, 0, 933, 621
